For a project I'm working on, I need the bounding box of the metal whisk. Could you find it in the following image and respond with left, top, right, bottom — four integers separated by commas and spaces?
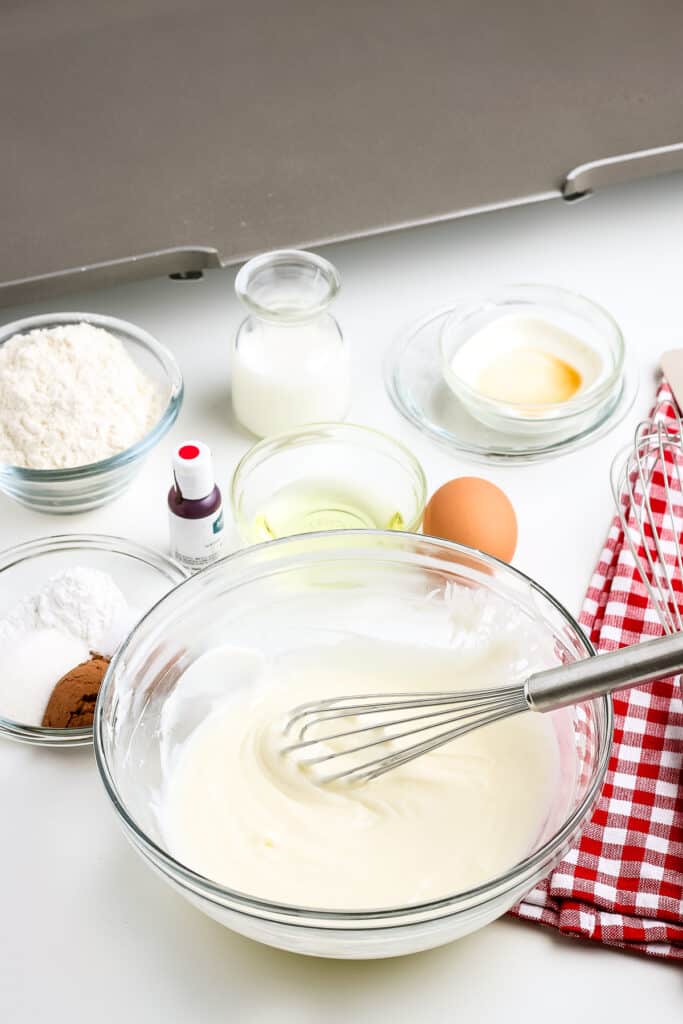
610, 402, 683, 635
282, 628, 683, 784
283, 402, 683, 786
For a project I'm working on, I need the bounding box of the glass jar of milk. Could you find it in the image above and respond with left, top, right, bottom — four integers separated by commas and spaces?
232, 250, 350, 438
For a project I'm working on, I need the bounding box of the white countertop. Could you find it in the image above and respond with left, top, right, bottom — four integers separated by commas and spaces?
2, 173, 682, 1020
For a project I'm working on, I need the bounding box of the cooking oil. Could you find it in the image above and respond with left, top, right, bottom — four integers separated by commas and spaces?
248, 479, 405, 542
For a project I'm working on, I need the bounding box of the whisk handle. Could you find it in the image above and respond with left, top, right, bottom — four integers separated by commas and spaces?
526, 631, 683, 712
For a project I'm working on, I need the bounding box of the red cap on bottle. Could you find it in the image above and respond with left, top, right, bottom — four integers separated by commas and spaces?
172, 440, 215, 500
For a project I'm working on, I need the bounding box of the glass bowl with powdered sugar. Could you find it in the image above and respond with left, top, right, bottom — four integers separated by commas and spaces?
0, 533, 186, 747
0, 311, 183, 514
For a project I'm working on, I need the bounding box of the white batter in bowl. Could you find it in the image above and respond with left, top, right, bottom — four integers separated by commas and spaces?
161, 636, 564, 911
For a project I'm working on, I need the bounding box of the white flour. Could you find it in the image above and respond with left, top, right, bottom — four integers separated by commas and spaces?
0, 322, 164, 469
0, 567, 135, 657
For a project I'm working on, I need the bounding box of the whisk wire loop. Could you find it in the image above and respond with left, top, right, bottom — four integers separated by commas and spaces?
612, 409, 683, 635
283, 688, 529, 784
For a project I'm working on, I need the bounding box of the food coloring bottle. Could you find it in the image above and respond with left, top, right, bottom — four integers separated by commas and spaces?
168, 441, 225, 571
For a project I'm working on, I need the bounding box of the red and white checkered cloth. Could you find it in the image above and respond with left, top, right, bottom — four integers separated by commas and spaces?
513, 379, 683, 961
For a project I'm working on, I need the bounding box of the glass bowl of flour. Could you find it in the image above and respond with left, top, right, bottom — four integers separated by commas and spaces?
0, 312, 183, 513
95, 531, 612, 958
0, 533, 187, 747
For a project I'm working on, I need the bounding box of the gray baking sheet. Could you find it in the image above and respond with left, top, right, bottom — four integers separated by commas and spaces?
2, 0, 683, 304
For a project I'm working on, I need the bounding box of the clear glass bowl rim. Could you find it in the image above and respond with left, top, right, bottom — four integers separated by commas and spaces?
0, 532, 187, 746
0, 311, 184, 481
440, 283, 625, 422
234, 249, 341, 323
230, 421, 428, 538
94, 529, 613, 925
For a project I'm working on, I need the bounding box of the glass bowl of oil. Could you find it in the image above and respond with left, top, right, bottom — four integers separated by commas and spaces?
231, 423, 427, 544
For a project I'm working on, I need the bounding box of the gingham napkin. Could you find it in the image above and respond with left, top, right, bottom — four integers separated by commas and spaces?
513, 378, 683, 961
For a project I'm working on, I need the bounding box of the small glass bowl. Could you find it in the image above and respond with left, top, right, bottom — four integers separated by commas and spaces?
231, 423, 427, 544
0, 533, 187, 747
440, 284, 625, 441
0, 312, 184, 514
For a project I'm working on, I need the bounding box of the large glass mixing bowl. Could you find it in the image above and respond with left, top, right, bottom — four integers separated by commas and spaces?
95, 532, 612, 959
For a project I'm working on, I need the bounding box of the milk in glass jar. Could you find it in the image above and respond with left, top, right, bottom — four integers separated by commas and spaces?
232, 250, 350, 438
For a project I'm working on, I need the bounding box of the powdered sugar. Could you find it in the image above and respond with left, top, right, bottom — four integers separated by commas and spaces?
0, 567, 133, 657
0, 322, 164, 469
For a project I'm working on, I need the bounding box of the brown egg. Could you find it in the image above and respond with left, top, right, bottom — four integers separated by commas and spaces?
423, 477, 517, 562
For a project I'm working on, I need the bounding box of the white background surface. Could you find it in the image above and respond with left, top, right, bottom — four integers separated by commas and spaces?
1, 174, 682, 1020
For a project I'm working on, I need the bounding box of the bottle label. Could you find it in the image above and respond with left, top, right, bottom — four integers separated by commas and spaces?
169, 504, 225, 571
